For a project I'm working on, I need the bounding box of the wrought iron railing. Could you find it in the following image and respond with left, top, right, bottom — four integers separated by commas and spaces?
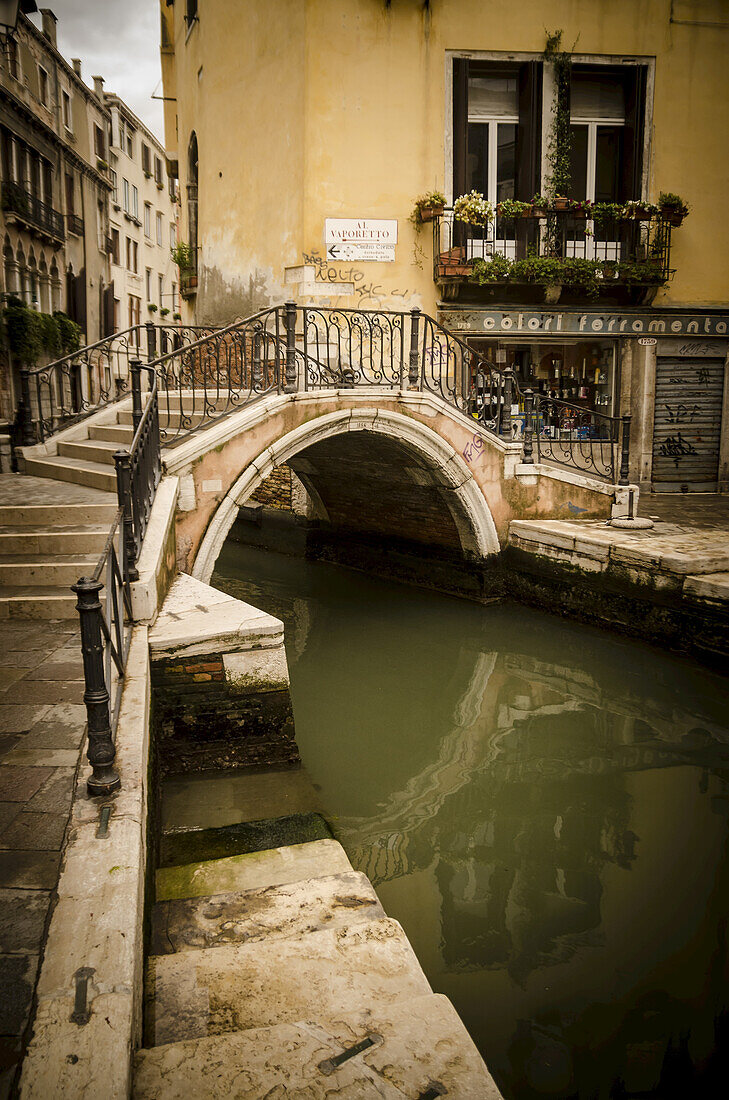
519, 389, 630, 484
433, 208, 671, 296
66, 212, 84, 236
1, 180, 65, 240
116, 362, 162, 580
72, 508, 132, 795
18, 321, 216, 445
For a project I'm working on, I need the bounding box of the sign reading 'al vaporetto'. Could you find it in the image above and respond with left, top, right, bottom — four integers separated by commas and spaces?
438, 309, 729, 337
325, 219, 397, 262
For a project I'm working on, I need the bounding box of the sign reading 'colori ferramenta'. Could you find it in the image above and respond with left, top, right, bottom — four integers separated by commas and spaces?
438, 309, 729, 337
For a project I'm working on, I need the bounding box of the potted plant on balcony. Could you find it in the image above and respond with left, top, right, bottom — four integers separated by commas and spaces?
411, 190, 446, 224
624, 200, 659, 220
453, 190, 493, 226
658, 192, 689, 226
470, 253, 513, 284
147, 303, 158, 314
530, 194, 549, 217
173, 312, 182, 321
567, 198, 593, 219
496, 199, 532, 219
160, 307, 170, 317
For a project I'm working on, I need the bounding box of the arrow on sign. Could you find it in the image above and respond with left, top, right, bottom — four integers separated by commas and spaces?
327, 245, 340, 259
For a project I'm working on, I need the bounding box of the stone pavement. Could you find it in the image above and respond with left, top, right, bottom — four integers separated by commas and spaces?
0, 618, 85, 1097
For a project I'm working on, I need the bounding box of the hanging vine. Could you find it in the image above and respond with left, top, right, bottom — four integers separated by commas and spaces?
543, 29, 573, 200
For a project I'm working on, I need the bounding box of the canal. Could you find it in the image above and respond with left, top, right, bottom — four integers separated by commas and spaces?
173, 539, 729, 1098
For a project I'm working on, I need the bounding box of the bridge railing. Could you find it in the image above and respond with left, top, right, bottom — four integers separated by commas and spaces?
18, 322, 217, 446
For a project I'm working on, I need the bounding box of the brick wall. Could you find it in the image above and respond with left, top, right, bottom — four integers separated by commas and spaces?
250, 464, 294, 511
151, 651, 299, 776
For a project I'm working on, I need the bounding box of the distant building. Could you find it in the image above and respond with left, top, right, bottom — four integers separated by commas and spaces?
0, 5, 112, 429
103, 92, 179, 340
160, 0, 729, 493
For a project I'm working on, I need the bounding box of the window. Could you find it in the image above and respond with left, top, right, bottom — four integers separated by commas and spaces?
126, 237, 138, 273
123, 177, 130, 213
131, 184, 139, 218
110, 169, 118, 204
156, 211, 163, 245
154, 156, 163, 186
110, 228, 120, 265
158, 274, 164, 304
120, 118, 134, 159
172, 283, 177, 310
94, 124, 105, 160
113, 297, 120, 330
62, 91, 72, 131
142, 143, 151, 175
145, 267, 152, 300
38, 66, 49, 107
7, 38, 19, 81
466, 70, 519, 248
170, 223, 176, 249
97, 199, 105, 251
144, 203, 152, 238
128, 294, 141, 327
568, 70, 626, 206
65, 172, 75, 216
186, 0, 198, 27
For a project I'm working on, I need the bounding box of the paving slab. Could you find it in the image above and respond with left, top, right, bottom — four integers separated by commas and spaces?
0, 810, 68, 851
24, 768, 76, 813
144, 916, 431, 1046
0, 766, 53, 802
156, 838, 353, 902
0, 954, 38, 1034
0, 850, 60, 889
150, 871, 385, 956
134, 993, 502, 1099
0, 890, 50, 954
0, 706, 51, 735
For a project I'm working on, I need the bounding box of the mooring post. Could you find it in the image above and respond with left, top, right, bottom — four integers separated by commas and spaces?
619, 413, 632, 486
114, 450, 138, 581
130, 359, 143, 431
408, 307, 421, 389
72, 577, 121, 796
522, 388, 535, 464
284, 300, 298, 392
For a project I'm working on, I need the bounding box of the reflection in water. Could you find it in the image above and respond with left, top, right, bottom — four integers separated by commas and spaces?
213, 541, 729, 1099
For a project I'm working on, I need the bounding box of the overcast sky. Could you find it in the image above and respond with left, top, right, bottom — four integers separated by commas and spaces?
29, 0, 165, 138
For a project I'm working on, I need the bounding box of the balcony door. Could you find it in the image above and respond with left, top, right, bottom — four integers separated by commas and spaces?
467, 72, 518, 259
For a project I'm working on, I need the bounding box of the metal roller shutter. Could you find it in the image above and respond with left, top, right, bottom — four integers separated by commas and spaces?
652, 357, 724, 491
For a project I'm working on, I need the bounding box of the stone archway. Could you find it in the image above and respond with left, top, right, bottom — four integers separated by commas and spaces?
190, 407, 500, 584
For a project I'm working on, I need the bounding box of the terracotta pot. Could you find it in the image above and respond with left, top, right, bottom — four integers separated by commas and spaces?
661, 208, 685, 226
554, 198, 570, 212
418, 204, 444, 223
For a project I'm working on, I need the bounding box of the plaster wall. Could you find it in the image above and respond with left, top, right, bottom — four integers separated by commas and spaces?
161, 0, 729, 323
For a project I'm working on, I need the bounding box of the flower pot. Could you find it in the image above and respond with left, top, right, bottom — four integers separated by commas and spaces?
630, 205, 652, 220
661, 208, 685, 227
418, 204, 444, 223
554, 198, 570, 212
530, 205, 548, 218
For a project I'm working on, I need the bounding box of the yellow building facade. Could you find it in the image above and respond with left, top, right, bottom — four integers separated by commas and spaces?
160, 0, 729, 491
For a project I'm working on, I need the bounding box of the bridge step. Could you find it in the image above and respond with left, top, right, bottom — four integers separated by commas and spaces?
150, 870, 385, 956
0, 525, 109, 555
0, 585, 78, 619
144, 915, 431, 1046
57, 439, 123, 466
134, 993, 501, 1098
0, 553, 99, 587
88, 424, 135, 444
23, 455, 117, 494
0, 503, 117, 527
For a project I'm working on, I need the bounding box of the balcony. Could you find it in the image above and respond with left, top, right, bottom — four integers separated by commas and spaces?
2, 181, 65, 243
66, 213, 84, 236
180, 272, 198, 298
433, 204, 673, 306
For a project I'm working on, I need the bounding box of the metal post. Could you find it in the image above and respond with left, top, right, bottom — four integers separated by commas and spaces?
284, 300, 298, 393
146, 322, 156, 361
252, 325, 263, 390
619, 413, 631, 486
501, 370, 513, 438
72, 577, 121, 796
114, 450, 138, 582
522, 388, 534, 464
130, 360, 143, 431
19, 367, 35, 445
408, 307, 421, 389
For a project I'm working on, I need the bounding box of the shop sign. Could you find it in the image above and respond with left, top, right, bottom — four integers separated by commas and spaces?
325, 219, 396, 262
438, 309, 729, 338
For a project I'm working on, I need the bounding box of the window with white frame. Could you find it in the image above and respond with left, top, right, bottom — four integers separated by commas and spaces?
156, 211, 163, 245
466, 70, 519, 253
144, 203, 152, 238
145, 267, 152, 300
158, 273, 164, 303
569, 71, 626, 207
131, 184, 139, 218
62, 90, 72, 131
123, 177, 130, 213
110, 168, 118, 204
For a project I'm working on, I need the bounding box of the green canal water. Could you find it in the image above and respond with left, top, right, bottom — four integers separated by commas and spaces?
205, 540, 729, 1099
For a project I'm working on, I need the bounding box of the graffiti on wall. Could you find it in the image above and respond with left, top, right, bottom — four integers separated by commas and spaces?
302, 250, 414, 308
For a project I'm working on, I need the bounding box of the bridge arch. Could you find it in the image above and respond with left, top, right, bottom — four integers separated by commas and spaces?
190, 407, 500, 584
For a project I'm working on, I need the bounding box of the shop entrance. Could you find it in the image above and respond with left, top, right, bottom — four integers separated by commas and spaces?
651, 356, 724, 491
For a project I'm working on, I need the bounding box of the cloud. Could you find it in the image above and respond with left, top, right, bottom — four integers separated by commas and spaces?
29, 0, 165, 137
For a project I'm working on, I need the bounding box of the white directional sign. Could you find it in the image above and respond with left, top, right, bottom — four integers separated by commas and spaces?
325, 219, 397, 262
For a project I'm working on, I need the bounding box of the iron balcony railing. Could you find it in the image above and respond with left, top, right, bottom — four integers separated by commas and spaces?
433, 207, 672, 300
2, 180, 65, 240
18, 321, 217, 446
66, 212, 84, 236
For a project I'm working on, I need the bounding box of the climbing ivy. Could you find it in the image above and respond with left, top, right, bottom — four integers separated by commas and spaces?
543, 30, 573, 202
2, 297, 81, 365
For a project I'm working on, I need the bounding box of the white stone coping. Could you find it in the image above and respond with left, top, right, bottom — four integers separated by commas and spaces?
684, 572, 729, 602
514, 461, 631, 498
130, 475, 180, 623
19, 625, 150, 1100
148, 571, 284, 660
17, 396, 134, 460
509, 520, 729, 589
